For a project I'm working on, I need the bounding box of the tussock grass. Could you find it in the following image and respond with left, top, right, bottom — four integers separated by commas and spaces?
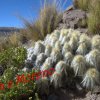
76, 0, 90, 11
21, 0, 64, 41
88, 0, 100, 34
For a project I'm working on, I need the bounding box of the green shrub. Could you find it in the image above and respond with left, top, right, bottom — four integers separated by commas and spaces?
0, 47, 27, 69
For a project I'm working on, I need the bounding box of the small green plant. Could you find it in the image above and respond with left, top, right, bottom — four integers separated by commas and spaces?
0, 47, 27, 69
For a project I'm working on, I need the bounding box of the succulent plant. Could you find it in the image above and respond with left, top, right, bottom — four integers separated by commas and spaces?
54, 41, 62, 51
69, 36, 79, 53
61, 36, 69, 45
45, 45, 52, 57
85, 49, 100, 71
27, 47, 34, 60
50, 37, 58, 47
71, 55, 87, 76
52, 29, 60, 38
35, 53, 47, 68
34, 41, 45, 55
62, 42, 72, 55
82, 68, 100, 89
64, 52, 73, 66
36, 77, 49, 95
50, 48, 62, 64
50, 71, 63, 88
41, 63, 52, 72
79, 34, 91, 50
55, 61, 68, 76
44, 57, 54, 68
76, 43, 89, 55
44, 34, 51, 45
92, 35, 100, 50
59, 29, 69, 42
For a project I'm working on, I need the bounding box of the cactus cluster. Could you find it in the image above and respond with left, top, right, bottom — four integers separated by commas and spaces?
24, 28, 100, 92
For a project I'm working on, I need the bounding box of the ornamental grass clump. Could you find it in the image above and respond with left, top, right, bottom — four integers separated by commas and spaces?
92, 35, 100, 50
88, 0, 100, 34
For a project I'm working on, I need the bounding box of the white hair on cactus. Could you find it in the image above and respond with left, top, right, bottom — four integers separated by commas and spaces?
92, 35, 100, 50
44, 34, 51, 45
45, 45, 52, 57
54, 41, 62, 51
55, 61, 68, 76
64, 52, 73, 66
35, 53, 47, 67
53, 29, 60, 38
27, 47, 34, 60
41, 63, 52, 71
79, 34, 91, 49
62, 42, 72, 55
50, 48, 62, 64
76, 43, 89, 55
81, 68, 100, 89
85, 49, 100, 71
67, 29, 74, 39
50, 71, 63, 88
71, 30, 81, 39
44, 57, 54, 67
71, 55, 87, 76
59, 29, 69, 42
61, 36, 69, 45
50, 37, 58, 47
69, 36, 79, 52
34, 41, 45, 55
36, 77, 49, 95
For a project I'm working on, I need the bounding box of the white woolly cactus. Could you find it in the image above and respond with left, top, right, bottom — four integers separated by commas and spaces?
50, 37, 58, 47
79, 34, 91, 49
44, 34, 51, 45
36, 77, 49, 95
61, 36, 69, 45
41, 63, 52, 71
54, 41, 62, 51
64, 52, 73, 66
35, 53, 47, 67
55, 61, 68, 76
85, 49, 100, 71
34, 41, 45, 55
76, 43, 89, 55
71, 55, 87, 76
51, 71, 62, 88
45, 45, 52, 57
69, 36, 79, 52
44, 57, 54, 67
92, 35, 100, 50
50, 48, 62, 64
62, 42, 72, 55
53, 29, 60, 38
82, 68, 100, 89
59, 29, 69, 42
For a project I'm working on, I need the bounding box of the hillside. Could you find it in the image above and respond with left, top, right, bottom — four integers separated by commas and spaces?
0, 27, 20, 36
